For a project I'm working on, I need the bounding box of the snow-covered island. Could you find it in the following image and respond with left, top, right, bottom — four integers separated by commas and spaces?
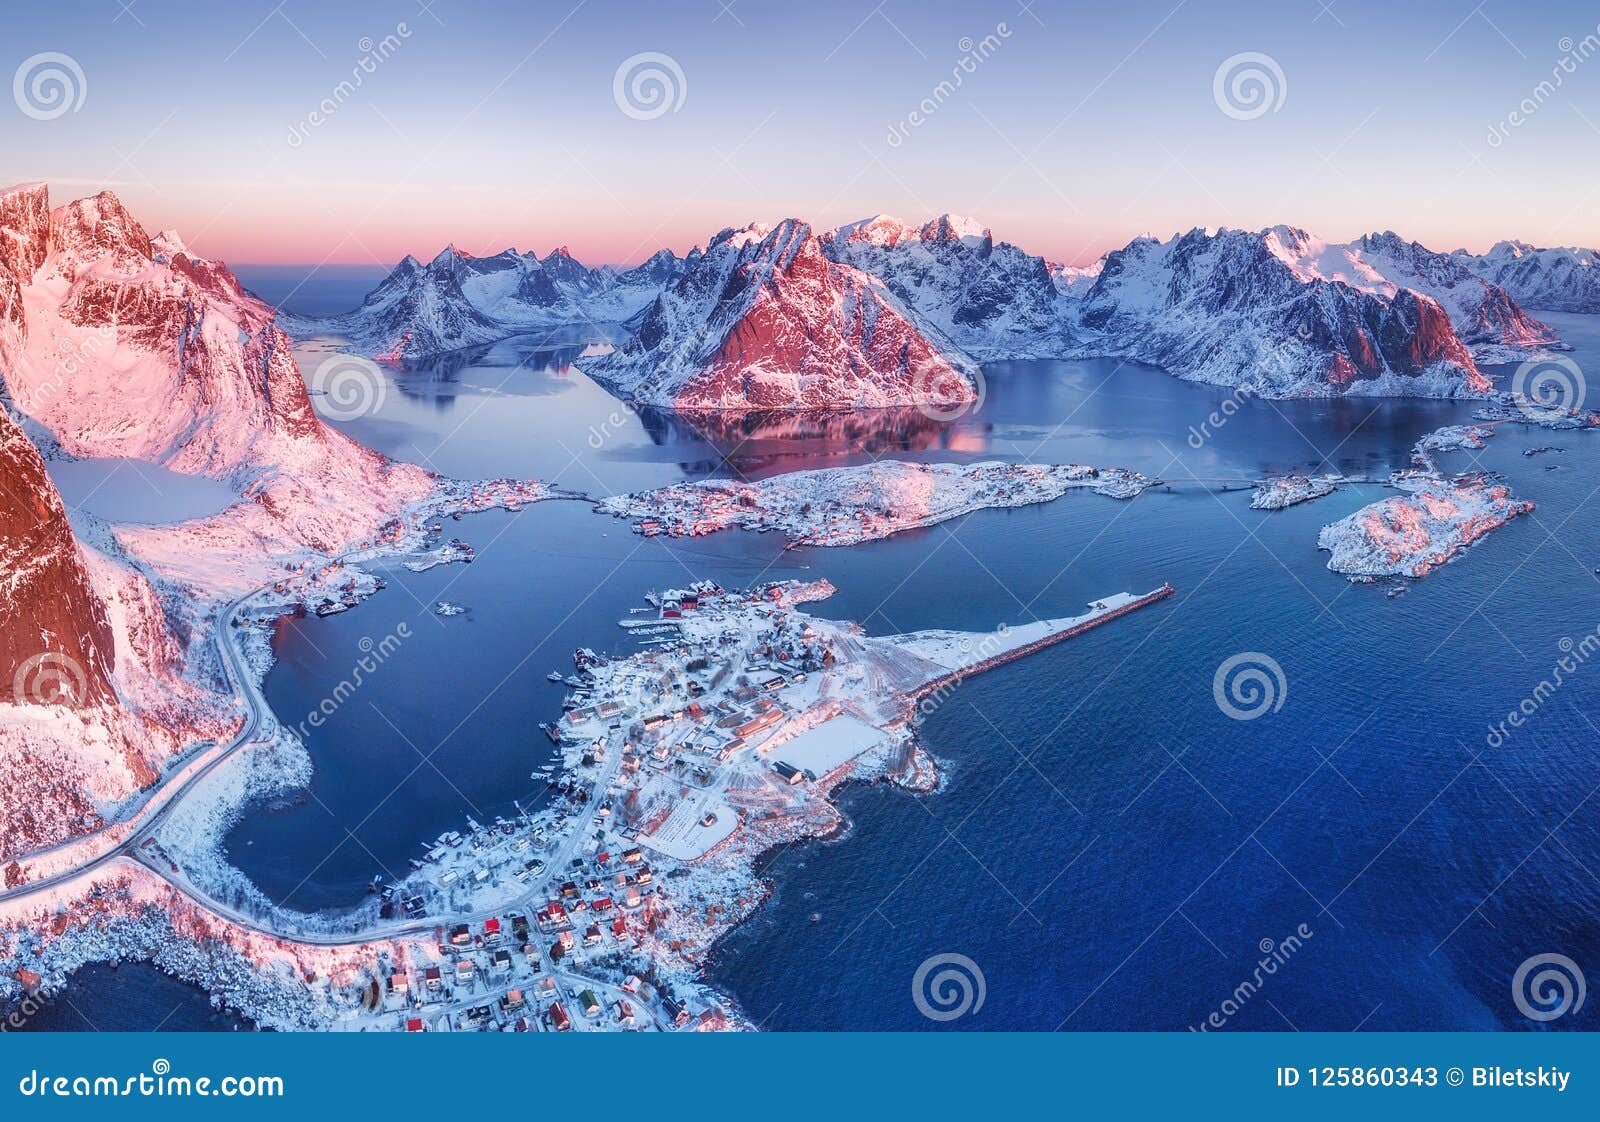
1413, 423, 1494, 469
1317, 473, 1534, 580
597, 460, 1153, 547
1314, 416, 1543, 582
1250, 474, 1343, 510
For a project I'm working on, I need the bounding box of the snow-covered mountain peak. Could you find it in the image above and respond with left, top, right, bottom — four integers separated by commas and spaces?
428, 244, 465, 270
150, 229, 191, 261
583, 215, 978, 410
710, 222, 777, 252
43, 189, 155, 282
830, 214, 919, 247
922, 213, 992, 248
0, 182, 52, 289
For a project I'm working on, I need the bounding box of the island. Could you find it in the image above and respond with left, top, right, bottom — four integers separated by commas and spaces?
597, 460, 1153, 547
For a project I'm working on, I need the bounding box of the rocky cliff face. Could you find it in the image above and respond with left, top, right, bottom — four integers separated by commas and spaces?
1334, 230, 1556, 356
0, 183, 435, 859
1075, 227, 1490, 397
0, 408, 238, 859
0, 182, 431, 555
0, 409, 115, 709
822, 214, 1076, 359
584, 219, 978, 411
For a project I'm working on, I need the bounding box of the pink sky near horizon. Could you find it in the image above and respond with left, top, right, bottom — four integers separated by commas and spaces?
39, 177, 1563, 272
10, 2, 1600, 269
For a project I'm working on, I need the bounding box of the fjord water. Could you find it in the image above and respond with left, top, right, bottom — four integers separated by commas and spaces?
69, 302, 1600, 1029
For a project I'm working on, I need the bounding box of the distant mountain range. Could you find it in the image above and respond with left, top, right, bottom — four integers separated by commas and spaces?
282, 211, 1594, 409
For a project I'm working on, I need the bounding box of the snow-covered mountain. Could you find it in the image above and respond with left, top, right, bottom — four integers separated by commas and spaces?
292, 243, 691, 361
0, 183, 432, 554
1264, 228, 1558, 360
581, 219, 979, 411
1453, 240, 1600, 313
0, 181, 441, 857
821, 214, 1078, 359
0, 408, 236, 859
1074, 226, 1493, 397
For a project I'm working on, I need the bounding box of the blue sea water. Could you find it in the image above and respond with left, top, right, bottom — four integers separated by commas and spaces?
48, 287, 1600, 1031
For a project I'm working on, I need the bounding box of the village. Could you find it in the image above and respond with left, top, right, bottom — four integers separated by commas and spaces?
328, 576, 1175, 1031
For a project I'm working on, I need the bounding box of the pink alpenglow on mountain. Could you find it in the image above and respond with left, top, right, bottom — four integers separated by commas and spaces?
0, 410, 238, 859
1075, 226, 1501, 398
1317, 475, 1534, 580
0, 183, 445, 858
822, 214, 1079, 360
583, 220, 979, 412
0, 182, 433, 563
0, 410, 115, 711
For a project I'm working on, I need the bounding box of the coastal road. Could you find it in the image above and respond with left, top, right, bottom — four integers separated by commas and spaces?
0, 585, 268, 905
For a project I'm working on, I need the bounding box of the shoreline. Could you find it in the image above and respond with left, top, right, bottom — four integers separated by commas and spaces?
8, 391, 1586, 1031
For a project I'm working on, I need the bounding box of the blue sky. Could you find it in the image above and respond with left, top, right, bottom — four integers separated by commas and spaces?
3, 0, 1599, 265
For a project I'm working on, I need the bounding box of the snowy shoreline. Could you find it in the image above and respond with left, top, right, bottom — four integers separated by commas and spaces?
599, 459, 1153, 547
1, 575, 1171, 1032
1313, 398, 1600, 582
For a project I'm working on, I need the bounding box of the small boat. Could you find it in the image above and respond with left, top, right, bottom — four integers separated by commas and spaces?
547, 671, 565, 682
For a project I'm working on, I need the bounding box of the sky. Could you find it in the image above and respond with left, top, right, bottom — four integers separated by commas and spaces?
3, 0, 1600, 268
